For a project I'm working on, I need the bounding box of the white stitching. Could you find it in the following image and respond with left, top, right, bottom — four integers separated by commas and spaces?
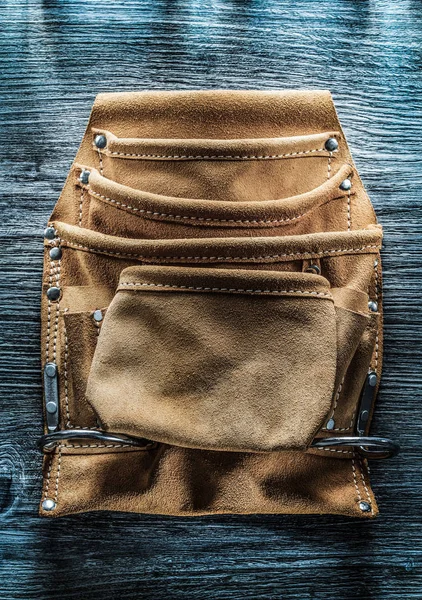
322, 378, 349, 432
43, 454, 54, 501
61, 443, 133, 449
52, 262, 60, 361
311, 446, 352, 455
374, 260, 380, 370
97, 148, 104, 175
78, 187, 84, 227
352, 455, 362, 501
119, 282, 333, 297
87, 187, 350, 225
359, 457, 373, 513
56, 239, 381, 261
53, 445, 62, 504
99, 147, 327, 160
87, 188, 321, 225
63, 321, 71, 427
45, 260, 53, 360
347, 189, 352, 231
327, 152, 332, 179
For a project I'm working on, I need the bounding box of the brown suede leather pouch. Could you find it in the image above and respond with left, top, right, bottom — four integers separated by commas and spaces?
40, 90, 386, 518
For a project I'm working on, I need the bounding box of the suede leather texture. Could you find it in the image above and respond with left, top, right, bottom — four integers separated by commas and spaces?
40, 90, 383, 518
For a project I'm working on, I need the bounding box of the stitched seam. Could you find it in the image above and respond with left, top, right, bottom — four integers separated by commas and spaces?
61, 443, 132, 449
53, 445, 62, 504
317, 447, 352, 455
45, 260, 53, 360
63, 320, 72, 427
97, 148, 104, 176
53, 260, 60, 362
359, 457, 373, 513
352, 455, 362, 501
88, 188, 315, 225
322, 382, 357, 433
327, 152, 332, 179
322, 378, 353, 432
328, 378, 343, 420
43, 454, 54, 501
99, 147, 327, 160
87, 187, 350, 225
119, 282, 332, 297
56, 239, 381, 261
78, 188, 84, 226
374, 260, 379, 370
67, 426, 101, 430
347, 189, 352, 231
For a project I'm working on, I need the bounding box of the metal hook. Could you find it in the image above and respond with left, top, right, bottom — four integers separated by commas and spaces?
311, 436, 400, 459
38, 429, 157, 452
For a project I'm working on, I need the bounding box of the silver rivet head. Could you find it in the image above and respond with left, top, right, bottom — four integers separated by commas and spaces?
325, 137, 338, 152
45, 363, 57, 378
44, 227, 56, 240
93, 309, 103, 322
368, 371, 377, 387
339, 179, 352, 191
47, 287, 61, 301
368, 300, 378, 312
359, 501, 372, 513
326, 418, 335, 430
49, 246, 62, 260
42, 499, 57, 511
46, 401, 58, 414
94, 134, 107, 149
79, 169, 90, 184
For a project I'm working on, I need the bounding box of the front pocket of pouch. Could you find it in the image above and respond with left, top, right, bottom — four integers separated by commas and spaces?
85, 266, 339, 453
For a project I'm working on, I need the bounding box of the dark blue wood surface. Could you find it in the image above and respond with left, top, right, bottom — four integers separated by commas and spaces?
0, 1, 421, 598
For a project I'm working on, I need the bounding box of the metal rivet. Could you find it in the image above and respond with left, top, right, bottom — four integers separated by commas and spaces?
368, 300, 378, 313
93, 309, 103, 322
49, 246, 62, 260
46, 401, 57, 414
359, 410, 370, 428
359, 501, 372, 513
42, 499, 57, 511
368, 371, 377, 387
45, 363, 57, 378
44, 227, 56, 240
94, 134, 107, 149
47, 287, 61, 301
305, 264, 321, 275
79, 169, 90, 184
326, 418, 335, 431
339, 179, 352, 191
325, 137, 338, 152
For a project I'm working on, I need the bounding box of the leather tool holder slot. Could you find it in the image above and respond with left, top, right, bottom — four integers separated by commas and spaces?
39, 90, 397, 518
90, 129, 340, 200
75, 160, 373, 240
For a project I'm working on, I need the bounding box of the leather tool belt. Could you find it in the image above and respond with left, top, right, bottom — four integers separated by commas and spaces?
39, 90, 399, 518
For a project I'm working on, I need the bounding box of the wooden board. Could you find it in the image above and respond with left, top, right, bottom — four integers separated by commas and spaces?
0, 1, 421, 598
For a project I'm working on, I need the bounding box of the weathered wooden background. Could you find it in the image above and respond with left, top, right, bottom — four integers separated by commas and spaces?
1, 0, 421, 598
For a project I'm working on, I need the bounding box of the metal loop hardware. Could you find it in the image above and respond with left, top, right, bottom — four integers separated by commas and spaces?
38, 429, 157, 452
311, 436, 400, 460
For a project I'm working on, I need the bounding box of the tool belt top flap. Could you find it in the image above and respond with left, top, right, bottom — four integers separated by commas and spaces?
39, 90, 398, 518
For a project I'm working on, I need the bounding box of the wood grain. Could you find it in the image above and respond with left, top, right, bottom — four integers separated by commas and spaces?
0, 0, 421, 598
